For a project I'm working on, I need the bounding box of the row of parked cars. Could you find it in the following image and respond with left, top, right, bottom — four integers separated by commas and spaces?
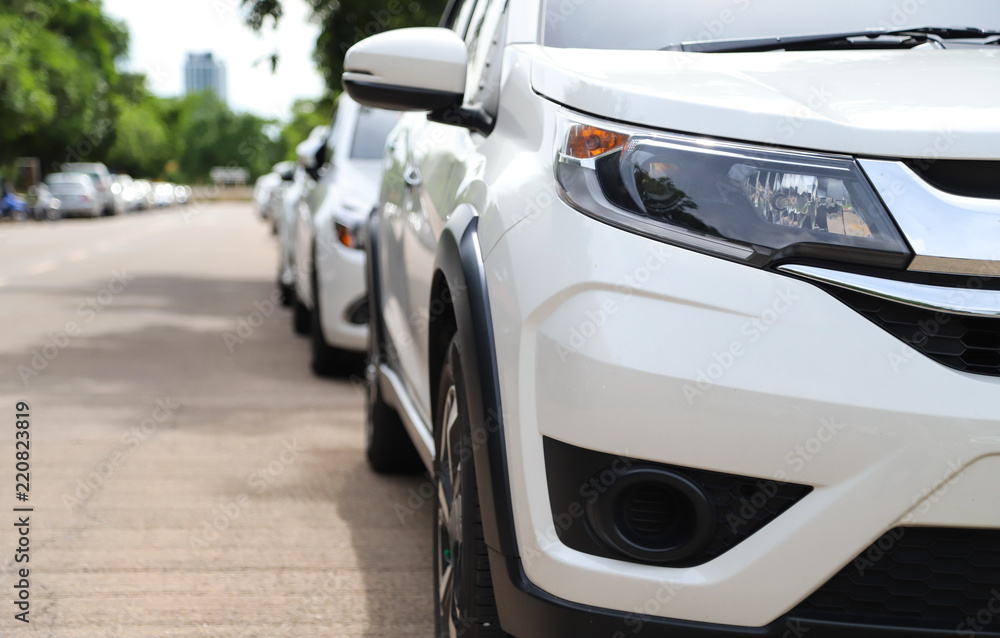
269, 2, 1000, 636
2, 161, 191, 221
255, 96, 399, 375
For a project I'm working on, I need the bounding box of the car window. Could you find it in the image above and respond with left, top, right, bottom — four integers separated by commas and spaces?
464, 0, 508, 107
543, 0, 999, 50
350, 108, 401, 160
444, 0, 479, 36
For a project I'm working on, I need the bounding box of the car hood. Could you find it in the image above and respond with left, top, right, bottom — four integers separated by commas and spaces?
527, 46, 1000, 159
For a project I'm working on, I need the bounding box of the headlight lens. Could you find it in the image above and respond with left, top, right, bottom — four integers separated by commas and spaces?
555, 116, 911, 268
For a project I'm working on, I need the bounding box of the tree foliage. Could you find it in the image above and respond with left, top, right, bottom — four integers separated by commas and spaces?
1, 0, 286, 183
241, 0, 449, 93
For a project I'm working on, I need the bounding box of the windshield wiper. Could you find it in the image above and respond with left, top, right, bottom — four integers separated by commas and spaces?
663, 26, 1000, 53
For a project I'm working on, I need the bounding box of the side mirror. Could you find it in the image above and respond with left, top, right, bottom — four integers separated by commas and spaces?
343, 27, 467, 111
297, 125, 331, 180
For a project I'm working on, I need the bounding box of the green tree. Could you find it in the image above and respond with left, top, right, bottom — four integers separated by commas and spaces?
169, 91, 285, 183
0, 0, 127, 170
240, 0, 448, 93
280, 97, 333, 161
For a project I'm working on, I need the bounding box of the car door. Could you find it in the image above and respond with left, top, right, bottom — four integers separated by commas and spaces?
297, 109, 342, 308
379, 0, 508, 421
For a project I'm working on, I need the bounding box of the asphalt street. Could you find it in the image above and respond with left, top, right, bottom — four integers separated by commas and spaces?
0, 202, 432, 637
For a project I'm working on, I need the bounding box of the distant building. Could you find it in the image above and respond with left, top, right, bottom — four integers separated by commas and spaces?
184, 53, 227, 103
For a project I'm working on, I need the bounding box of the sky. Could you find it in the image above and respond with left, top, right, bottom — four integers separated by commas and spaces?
102, 0, 327, 122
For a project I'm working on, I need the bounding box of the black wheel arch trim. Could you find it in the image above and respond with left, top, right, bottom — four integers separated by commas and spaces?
432, 204, 519, 559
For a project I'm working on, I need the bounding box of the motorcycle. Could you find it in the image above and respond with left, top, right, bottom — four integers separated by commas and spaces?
1, 191, 30, 222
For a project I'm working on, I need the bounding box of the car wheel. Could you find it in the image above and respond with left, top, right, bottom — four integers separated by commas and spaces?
278, 281, 294, 307
433, 336, 507, 638
292, 294, 310, 335
309, 269, 345, 377
45, 207, 61, 221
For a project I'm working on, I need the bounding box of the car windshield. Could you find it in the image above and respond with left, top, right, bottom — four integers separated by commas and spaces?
350, 108, 399, 160
543, 0, 999, 50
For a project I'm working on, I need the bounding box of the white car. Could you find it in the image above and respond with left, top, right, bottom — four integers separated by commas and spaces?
292, 96, 398, 375
62, 162, 119, 215
44, 173, 101, 218
254, 171, 284, 228
275, 136, 326, 306
344, 2, 1000, 636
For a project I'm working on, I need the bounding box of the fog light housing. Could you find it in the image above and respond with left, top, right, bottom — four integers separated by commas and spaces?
587, 468, 715, 564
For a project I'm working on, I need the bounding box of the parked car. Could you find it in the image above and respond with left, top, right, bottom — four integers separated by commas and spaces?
62, 162, 119, 215
153, 182, 176, 207
174, 184, 192, 205
111, 174, 142, 211
254, 171, 284, 229
28, 183, 61, 221
273, 150, 318, 306
344, 2, 1000, 636
291, 97, 398, 375
45, 173, 101, 218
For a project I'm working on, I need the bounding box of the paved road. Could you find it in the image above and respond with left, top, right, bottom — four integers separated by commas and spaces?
0, 203, 432, 637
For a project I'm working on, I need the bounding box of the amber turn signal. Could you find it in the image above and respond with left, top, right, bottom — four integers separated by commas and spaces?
564, 125, 629, 159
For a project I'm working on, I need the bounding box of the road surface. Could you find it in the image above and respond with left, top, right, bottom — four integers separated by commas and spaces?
0, 203, 433, 637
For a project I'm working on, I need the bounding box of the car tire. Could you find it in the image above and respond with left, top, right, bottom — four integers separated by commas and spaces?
433, 336, 508, 638
278, 280, 295, 307
309, 269, 346, 377
45, 207, 61, 221
292, 296, 310, 335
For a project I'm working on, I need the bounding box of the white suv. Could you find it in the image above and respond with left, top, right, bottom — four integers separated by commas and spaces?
346, 1, 1000, 636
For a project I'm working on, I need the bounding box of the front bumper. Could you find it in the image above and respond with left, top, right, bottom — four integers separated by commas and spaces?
482, 197, 1000, 630
314, 221, 368, 352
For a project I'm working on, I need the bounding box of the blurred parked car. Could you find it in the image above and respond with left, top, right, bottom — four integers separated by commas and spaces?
62, 162, 119, 215
174, 184, 192, 205
28, 183, 61, 221
254, 171, 283, 227
272, 140, 323, 305
153, 182, 176, 207
45, 173, 101, 218
292, 96, 398, 375
133, 180, 154, 210
111, 174, 141, 211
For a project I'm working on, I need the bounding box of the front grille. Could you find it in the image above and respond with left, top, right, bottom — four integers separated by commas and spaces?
822, 284, 1000, 377
905, 159, 1000, 199
794, 527, 1000, 631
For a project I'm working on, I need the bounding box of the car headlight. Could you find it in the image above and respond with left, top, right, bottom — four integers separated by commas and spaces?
554, 114, 911, 269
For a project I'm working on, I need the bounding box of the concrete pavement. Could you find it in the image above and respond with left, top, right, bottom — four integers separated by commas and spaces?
0, 203, 433, 637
